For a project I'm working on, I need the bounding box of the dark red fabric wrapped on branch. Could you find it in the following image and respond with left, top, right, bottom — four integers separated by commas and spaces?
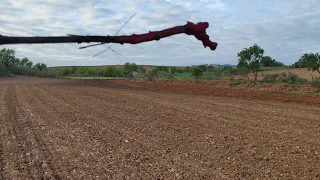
0, 21, 218, 50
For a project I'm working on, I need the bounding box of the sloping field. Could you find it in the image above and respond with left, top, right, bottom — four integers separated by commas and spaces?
248, 68, 320, 81
0, 77, 319, 179
50, 65, 186, 72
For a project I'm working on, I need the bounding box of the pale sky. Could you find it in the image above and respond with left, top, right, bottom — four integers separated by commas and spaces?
0, 0, 319, 67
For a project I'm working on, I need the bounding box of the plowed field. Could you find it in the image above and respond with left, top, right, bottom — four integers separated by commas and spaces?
0, 76, 319, 179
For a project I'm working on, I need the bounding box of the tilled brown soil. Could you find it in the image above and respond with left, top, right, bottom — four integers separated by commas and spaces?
0, 77, 320, 179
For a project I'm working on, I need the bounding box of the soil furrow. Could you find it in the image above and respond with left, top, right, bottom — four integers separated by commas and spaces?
0, 86, 6, 179
42, 84, 320, 142
35, 83, 320, 178
1, 85, 62, 179
0, 77, 320, 179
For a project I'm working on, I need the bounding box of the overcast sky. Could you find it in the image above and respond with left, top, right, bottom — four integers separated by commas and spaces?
1, 0, 319, 67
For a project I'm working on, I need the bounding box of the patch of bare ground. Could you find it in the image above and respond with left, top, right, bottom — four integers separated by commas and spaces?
0, 76, 319, 179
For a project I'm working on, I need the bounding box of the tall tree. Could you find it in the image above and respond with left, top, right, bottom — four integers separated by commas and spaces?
20, 57, 31, 67
34, 63, 47, 71
123, 62, 138, 77
237, 44, 264, 85
192, 66, 203, 82
299, 52, 320, 73
261, 56, 273, 67
261, 56, 284, 67
0, 48, 19, 68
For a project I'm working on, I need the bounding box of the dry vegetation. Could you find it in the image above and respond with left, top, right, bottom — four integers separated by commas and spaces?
248, 68, 320, 81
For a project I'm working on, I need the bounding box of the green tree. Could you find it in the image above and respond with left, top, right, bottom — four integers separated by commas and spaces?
299, 53, 320, 73
183, 66, 192, 73
74, 67, 89, 76
137, 65, 146, 74
261, 56, 284, 67
34, 63, 47, 72
59, 68, 72, 76
103, 67, 120, 77
261, 56, 273, 67
176, 68, 183, 74
123, 62, 138, 77
170, 67, 178, 74
0, 48, 20, 69
198, 64, 207, 72
71, 66, 78, 74
192, 66, 203, 82
237, 43, 264, 85
19, 57, 29, 67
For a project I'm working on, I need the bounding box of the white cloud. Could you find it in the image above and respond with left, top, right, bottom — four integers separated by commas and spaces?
0, 0, 319, 66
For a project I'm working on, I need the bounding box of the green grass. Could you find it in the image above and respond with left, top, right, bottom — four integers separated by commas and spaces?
65, 77, 123, 80
309, 92, 320, 96
173, 73, 193, 80
260, 66, 288, 71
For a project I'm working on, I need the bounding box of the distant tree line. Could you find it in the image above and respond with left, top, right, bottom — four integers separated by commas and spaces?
0, 48, 55, 77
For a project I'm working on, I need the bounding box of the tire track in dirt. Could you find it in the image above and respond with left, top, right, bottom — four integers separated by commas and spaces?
0, 85, 62, 179
18, 85, 141, 179
41, 83, 319, 179
24, 85, 237, 179
25, 86, 187, 179
2, 78, 319, 179
0, 86, 6, 179
46, 84, 320, 142
36, 84, 320, 178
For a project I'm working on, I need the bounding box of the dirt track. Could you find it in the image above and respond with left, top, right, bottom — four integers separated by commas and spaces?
0, 77, 320, 179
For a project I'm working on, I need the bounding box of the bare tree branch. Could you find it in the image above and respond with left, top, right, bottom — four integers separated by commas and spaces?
0, 21, 218, 50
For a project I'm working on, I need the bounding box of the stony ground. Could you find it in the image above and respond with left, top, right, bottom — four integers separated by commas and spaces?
0, 76, 319, 179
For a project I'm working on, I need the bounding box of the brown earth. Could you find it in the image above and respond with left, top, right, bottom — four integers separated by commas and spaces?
0, 77, 320, 179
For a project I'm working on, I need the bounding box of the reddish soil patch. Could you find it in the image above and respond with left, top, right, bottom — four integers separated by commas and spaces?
0, 77, 320, 179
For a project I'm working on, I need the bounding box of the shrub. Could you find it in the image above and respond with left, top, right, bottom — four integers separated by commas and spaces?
154, 71, 174, 80
262, 73, 280, 83
285, 72, 307, 84
262, 72, 307, 84
311, 77, 320, 90
36, 69, 58, 78
59, 68, 72, 76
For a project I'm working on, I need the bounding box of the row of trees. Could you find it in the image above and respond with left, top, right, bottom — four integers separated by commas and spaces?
58, 63, 145, 77
236, 44, 320, 84
0, 48, 49, 77
292, 53, 320, 73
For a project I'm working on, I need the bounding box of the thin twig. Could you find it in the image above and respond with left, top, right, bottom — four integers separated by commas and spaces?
92, 13, 137, 58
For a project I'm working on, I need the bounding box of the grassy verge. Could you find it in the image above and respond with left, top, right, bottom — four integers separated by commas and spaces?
173, 73, 193, 80
260, 66, 288, 71
65, 77, 124, 80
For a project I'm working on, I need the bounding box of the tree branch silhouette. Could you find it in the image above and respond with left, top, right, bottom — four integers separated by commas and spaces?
0, 21, 218, 50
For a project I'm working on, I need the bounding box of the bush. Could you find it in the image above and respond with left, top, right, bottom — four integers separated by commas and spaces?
262, 72, 307, 84
285, 72, 307, 84
262, 73, 280, 83
0, 63, 9, 76
155, 71, 174, 80
311, 77, 320, 90
36, 69, 59, 78
103, 67, 120, 77
148, 70, 173, 81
